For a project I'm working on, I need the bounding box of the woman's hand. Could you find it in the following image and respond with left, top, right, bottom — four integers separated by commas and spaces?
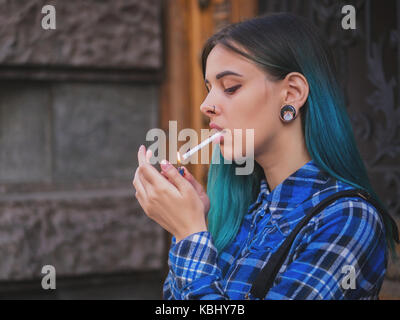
132, 145, 208, 243
161, 165, 210, 219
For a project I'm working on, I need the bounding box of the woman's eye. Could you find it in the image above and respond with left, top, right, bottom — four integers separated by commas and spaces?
224, 85, 241, 94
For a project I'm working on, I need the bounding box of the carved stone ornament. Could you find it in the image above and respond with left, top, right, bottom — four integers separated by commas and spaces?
0, 0, 164, 82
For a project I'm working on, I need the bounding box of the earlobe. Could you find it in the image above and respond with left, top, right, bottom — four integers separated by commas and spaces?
279, 105, 297, 123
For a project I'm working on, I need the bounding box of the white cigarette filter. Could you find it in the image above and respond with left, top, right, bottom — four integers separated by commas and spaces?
182, 130, 225, 160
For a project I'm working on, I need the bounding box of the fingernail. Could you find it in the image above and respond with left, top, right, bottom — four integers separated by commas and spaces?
160, 159, 172, 170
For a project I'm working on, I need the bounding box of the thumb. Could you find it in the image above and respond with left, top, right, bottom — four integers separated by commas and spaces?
160, 160, 191, 192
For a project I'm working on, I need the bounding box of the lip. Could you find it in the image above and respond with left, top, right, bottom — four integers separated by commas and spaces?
209, 122, 224, 131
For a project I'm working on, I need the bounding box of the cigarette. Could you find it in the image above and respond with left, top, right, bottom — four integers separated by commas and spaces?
181, 130, 224, 160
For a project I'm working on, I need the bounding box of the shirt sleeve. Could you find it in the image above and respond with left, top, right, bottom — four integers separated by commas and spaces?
162, 236, 183, 300
162, 270, 175, 300
263, 198, 387, 300
163, 231, 229, 300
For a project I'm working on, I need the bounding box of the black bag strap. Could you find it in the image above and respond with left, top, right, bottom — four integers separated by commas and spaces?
248, 188, 399, 299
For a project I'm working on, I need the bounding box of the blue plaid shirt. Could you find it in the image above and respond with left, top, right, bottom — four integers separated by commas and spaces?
163, 159, 387, 300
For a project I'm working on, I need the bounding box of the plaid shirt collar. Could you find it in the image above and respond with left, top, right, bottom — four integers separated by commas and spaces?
248, 159, 332, 218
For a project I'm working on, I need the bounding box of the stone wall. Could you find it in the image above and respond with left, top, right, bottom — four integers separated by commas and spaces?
0, 0, 165, 296
0, 0, 163, 81
0, 81, 164, 283
0, 189, 164, 281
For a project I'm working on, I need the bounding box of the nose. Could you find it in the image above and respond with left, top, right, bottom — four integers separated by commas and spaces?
200, 104, 218, 118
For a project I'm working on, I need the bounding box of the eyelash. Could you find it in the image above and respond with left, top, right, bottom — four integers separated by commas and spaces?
205, 84, 241, 94
224, 85, 241, 94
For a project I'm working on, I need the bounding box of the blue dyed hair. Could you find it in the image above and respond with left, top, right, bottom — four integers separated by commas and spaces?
201, 13, 399, 255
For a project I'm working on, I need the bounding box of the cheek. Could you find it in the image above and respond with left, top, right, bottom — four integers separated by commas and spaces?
243, 104, 280, 155
222, 83, 280, 156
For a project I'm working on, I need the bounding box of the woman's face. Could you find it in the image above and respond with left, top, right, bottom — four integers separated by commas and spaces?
201, 43, 284, 162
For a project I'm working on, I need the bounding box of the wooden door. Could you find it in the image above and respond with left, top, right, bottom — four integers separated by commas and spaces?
160, 0, 258, 279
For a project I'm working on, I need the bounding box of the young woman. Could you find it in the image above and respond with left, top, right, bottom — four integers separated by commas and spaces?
133, 13, 399, 300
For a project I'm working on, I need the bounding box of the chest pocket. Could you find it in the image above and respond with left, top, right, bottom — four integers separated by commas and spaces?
247, 214, 289, 253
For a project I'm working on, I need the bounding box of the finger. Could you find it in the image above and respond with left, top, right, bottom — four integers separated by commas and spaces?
146, 149, 152, 163
136, 167, 159, 201
160, 171, 170, 181
133, 168, 147, 197
160, 160, 192, 192
138, 145, 146, 166
181, 167, 206, 195
138, 163, 162, 186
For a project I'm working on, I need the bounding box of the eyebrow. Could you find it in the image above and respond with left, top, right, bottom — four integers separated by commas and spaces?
204, 70, 243, 84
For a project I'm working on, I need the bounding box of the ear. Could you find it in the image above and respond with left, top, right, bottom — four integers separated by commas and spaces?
282, 72, 309, 111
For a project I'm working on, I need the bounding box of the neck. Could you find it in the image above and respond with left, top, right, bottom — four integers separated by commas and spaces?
256, 123, 311, 192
